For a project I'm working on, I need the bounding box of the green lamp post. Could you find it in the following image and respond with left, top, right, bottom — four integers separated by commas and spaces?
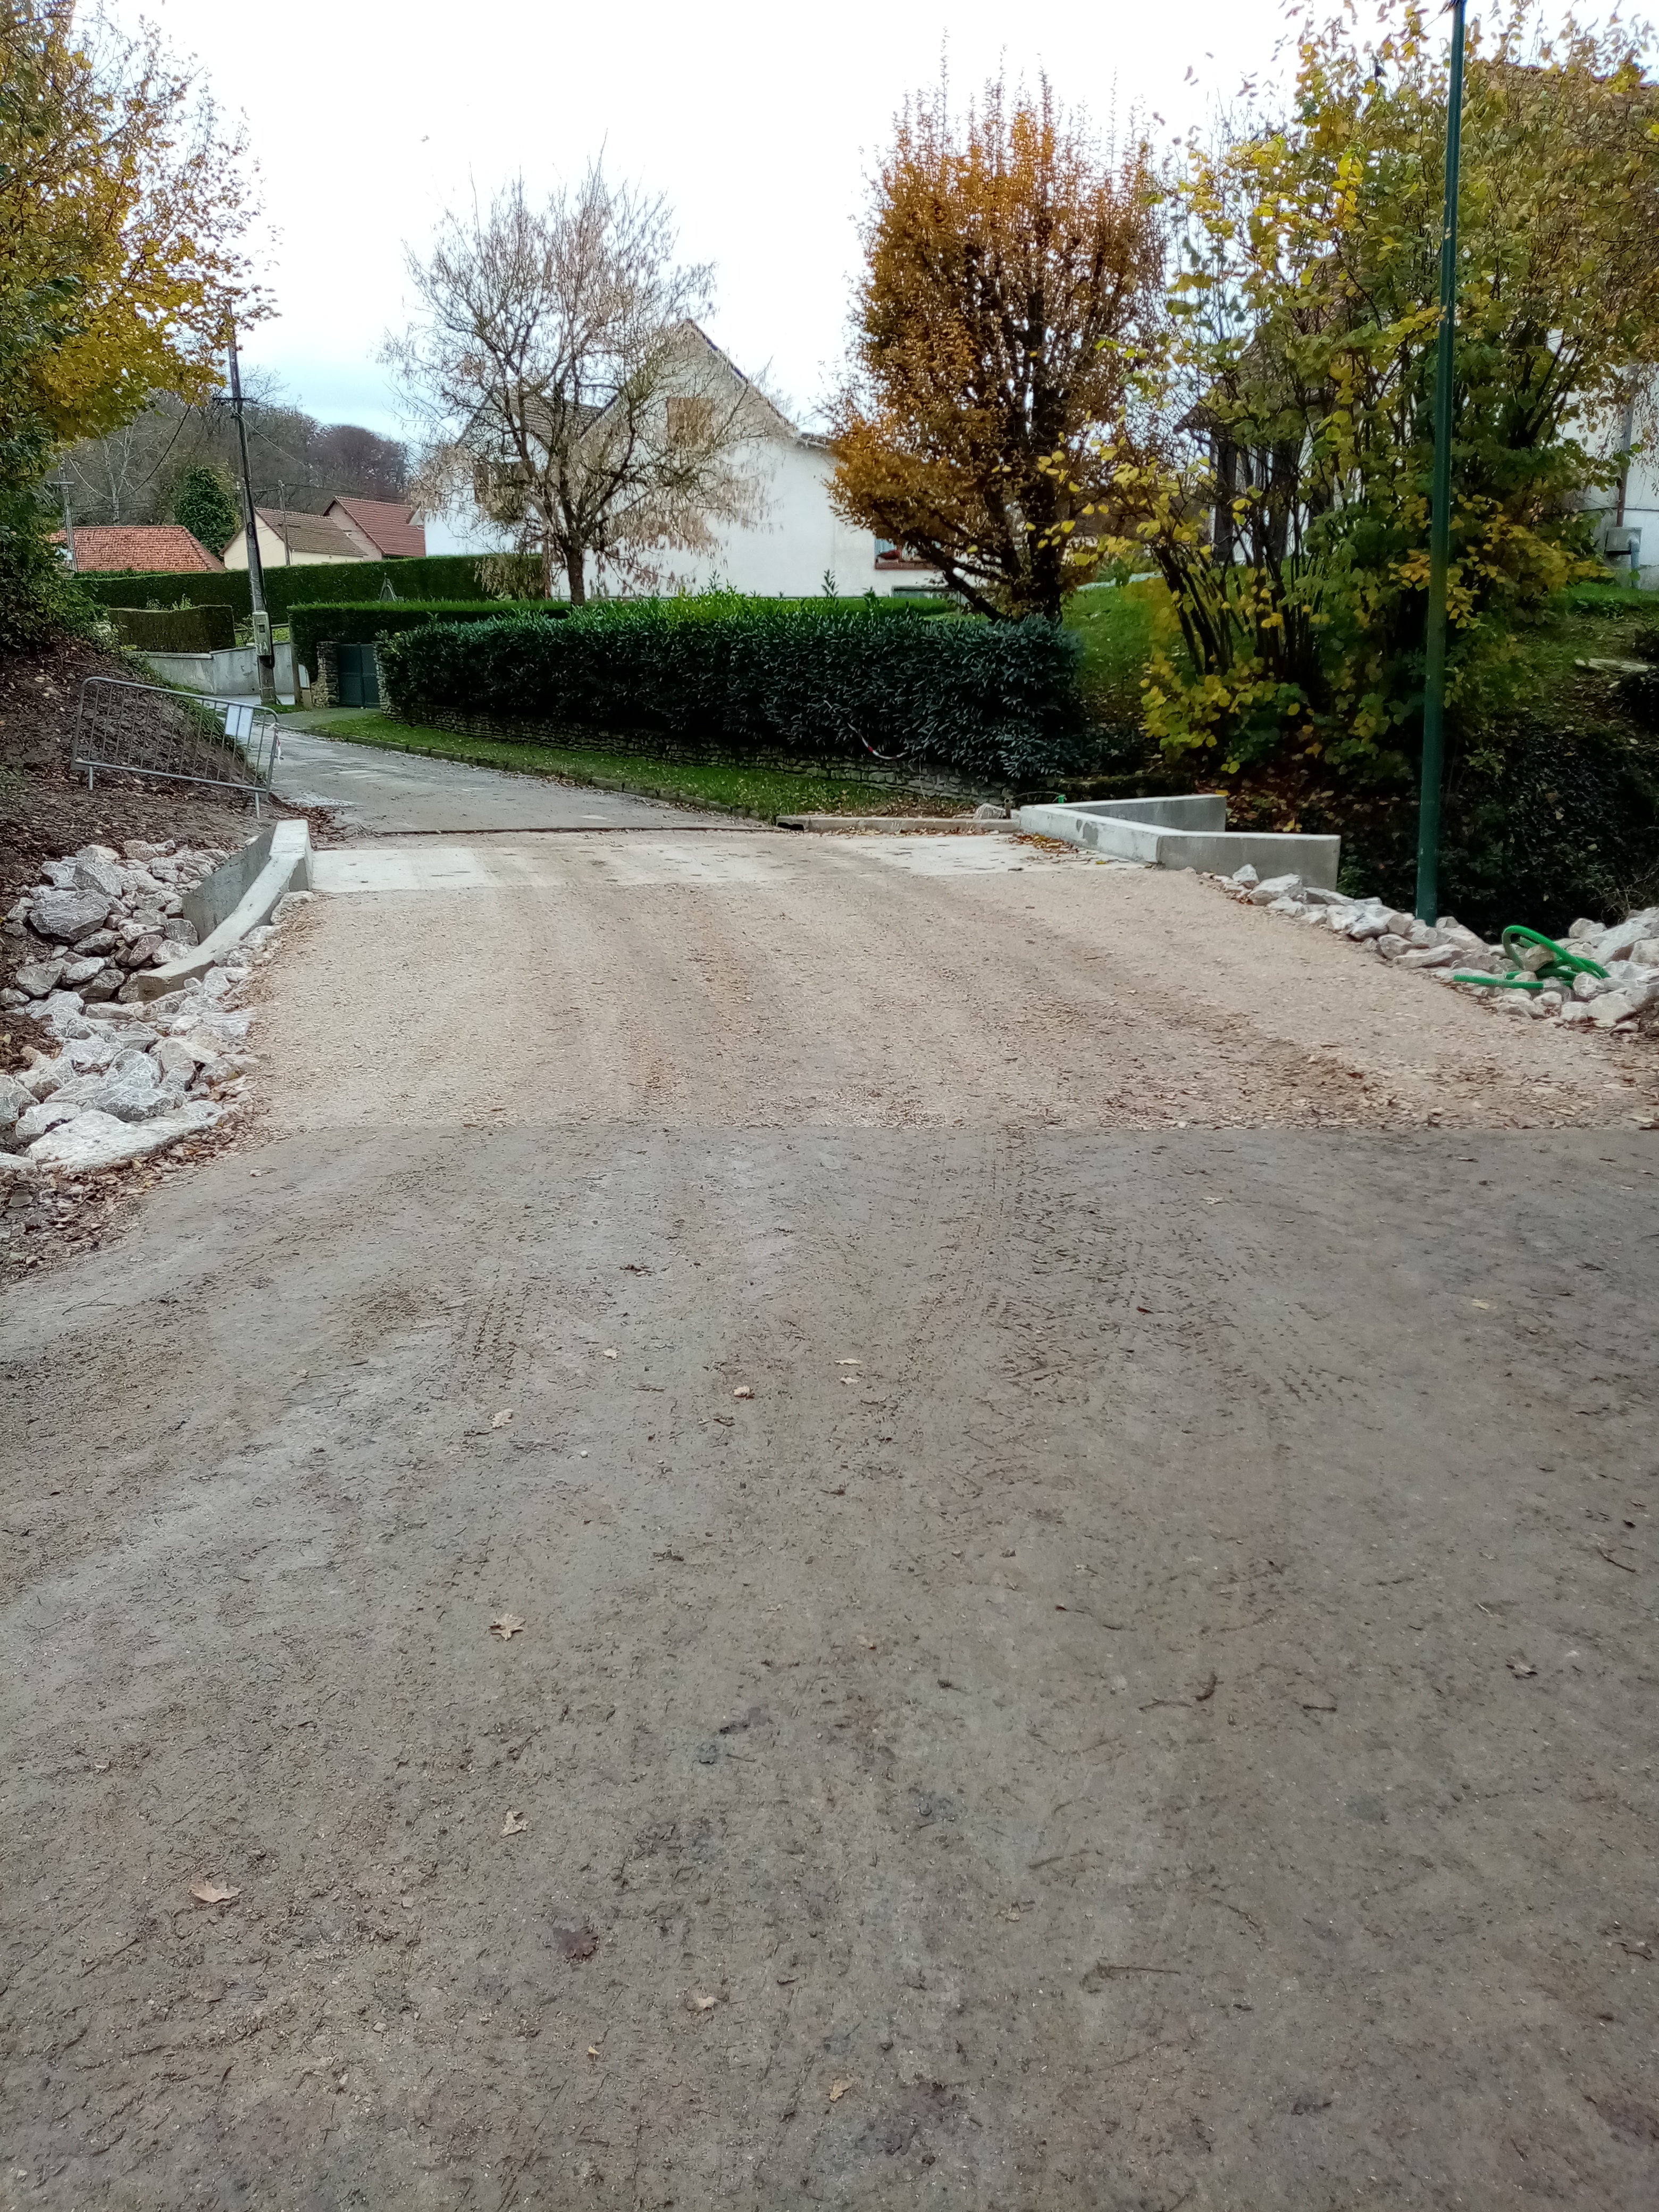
1415, 0, 1468, 925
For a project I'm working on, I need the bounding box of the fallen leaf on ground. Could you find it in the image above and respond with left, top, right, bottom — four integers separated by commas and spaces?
1194, 1670, 1219, 1702
836, 1358, 861, 1366
1507, 1656, 1537, 1677
602, 1348, 619, 1359
1297, 1689, 1338, 1712
829, 2078, 853, 2102
501, 1810, 527, 1836
1204, 1196, 1227, 1206
489, 1613, 525, 1640
689, 1991, 718, 2012
491, 1409, 514, 1428
556, 1924, 598, 1961
1471, 1300, 1492, 1310
733, 1386, 753, 1400
588, 2044, 600, 2057
190, 1880, 240, 1905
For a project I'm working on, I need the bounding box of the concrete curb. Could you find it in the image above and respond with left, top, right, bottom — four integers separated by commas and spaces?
129, 821, 312, 1003
1017, 796, 1340, 886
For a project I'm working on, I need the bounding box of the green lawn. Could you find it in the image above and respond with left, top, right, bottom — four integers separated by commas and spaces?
298, 714, 975, 823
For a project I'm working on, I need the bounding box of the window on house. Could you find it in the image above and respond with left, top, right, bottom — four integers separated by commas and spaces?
666, 396, 714, 447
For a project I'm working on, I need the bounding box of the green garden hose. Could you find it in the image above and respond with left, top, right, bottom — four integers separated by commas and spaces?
1451, 926, 1610, 994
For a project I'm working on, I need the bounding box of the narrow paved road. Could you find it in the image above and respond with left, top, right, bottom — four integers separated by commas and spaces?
4, 792, 1657, 2210
273, 725, 731, 834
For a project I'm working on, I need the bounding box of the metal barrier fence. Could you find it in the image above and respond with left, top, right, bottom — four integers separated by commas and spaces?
72, 677, 280, 818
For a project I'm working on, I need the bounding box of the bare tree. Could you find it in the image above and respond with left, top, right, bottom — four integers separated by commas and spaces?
386, 166, 771, 602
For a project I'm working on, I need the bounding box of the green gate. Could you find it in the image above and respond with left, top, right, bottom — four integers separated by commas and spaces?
335, 641, 381, 709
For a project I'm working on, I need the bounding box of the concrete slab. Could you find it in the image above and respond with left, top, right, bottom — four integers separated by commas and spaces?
1019, 798, 1340, 886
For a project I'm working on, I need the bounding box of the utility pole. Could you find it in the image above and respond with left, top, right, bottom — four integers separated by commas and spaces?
1414, 0, 1468, 924
227, 326, 277, 706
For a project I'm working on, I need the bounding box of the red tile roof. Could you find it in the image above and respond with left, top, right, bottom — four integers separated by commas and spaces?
325, 497, 425, 559
57, 524, 223, 574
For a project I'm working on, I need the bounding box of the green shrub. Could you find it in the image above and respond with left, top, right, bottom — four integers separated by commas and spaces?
109, 602, 235, 653
78, 566, 252, 618
78, 551, 509, 624
288, 598, 557, 677
380, 596, 1083, 782
0, 488, 98, 655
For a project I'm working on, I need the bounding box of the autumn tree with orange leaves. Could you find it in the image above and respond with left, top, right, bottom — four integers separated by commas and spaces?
830, 73, 1163, 622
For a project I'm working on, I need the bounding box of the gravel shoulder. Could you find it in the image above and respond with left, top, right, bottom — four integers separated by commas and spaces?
4, 822, 1657, 2210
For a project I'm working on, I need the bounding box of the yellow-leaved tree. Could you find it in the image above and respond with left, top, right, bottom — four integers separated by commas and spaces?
830, 73, 1164, 621
0, 0, 263, 642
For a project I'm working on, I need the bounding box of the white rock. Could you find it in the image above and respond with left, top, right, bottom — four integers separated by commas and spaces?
1267, 894, 1305, 915
73, 854, 126, 900
1565, 917, 1601, 941
14, 960, 64, 997
29, 888, 111, 941
0, 1072, 31, 1131
27, 1099, 222, 1171
0, 1150, 35, 1179
1572, 972, 1612, 1002
16, 1096, 82, 1142
1397, 944, 1455, 968
1590, 991, 1640, 1028
1348, 914, 1390, 940
1229, 864, 1260, 887
65, 1065, 171, 1122
1499, 991, 1537, 1015
60, 956, 104, 987
1559, 1000, 1594, 1025
1302, 886, 1354, 908
1251, 874, 1303, 903
1375, 934, 1412, 960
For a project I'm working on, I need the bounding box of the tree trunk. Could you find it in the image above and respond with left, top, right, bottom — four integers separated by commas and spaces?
564, 542, 586, 606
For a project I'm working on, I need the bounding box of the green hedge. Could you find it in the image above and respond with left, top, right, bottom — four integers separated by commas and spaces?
107, 602, 236, 653
380, 596, 1083, 781
288, 598, 559, 676
78, 551, 506, 623
80, 568, 253, 618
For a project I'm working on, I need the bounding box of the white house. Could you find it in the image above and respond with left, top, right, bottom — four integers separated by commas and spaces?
420, 323, 945, 601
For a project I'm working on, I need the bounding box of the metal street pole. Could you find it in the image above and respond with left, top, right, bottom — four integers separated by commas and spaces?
1415, 0, 1468, 923
227, 327, 277, 707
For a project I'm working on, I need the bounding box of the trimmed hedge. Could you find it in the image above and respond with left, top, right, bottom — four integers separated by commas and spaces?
380, 597, 1083, 781
107, 602, 235, 654
78, 551, 502, 624
288, 598, 559, 676
80, 568, 253, 619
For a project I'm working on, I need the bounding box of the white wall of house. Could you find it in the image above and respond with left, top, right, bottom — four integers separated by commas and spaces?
221, 516, 353, 571
614, 435, 942, 600
420, 436, 944, 598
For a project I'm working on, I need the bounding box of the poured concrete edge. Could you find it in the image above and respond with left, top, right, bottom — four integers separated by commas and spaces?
1017, 802, 1340, 889
777, 815, 1010, 834
129, 820, 311, 1002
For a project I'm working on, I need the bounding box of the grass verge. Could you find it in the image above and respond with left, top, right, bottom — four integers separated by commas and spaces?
298, 714, 977, 822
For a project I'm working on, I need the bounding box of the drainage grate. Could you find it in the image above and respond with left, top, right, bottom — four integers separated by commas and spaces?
72, 676, 279, 817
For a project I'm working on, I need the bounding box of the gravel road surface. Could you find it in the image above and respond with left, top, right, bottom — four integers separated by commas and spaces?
4, 811, 1657, 2211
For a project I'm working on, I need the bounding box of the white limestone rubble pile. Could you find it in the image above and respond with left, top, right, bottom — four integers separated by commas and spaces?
1215, 863, 1659, 1035
1, 881, 312, 1178
1, 837, 231, 1009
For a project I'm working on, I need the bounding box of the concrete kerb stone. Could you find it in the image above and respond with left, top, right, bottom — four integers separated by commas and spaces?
1016, 795, 1340, 888
129, 822, 311, 1003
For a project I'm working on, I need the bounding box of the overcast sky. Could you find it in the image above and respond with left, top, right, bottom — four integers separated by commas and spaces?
115, 1, 1606, 445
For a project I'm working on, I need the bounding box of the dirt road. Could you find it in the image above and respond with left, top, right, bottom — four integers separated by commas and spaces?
4, 812, 1657, 2210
